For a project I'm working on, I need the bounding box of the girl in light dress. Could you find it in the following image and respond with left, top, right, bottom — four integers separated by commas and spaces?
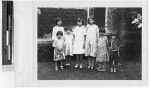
52, 18, 65, 47
73, 18, 86, 68
53, 31, 66, 70
52, 18, 65, 70
64, 28, 74, 66
96, 30, 109, 71
85, 17, 99, 69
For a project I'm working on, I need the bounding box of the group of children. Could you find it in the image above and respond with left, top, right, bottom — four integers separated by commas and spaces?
51, 17, 120, 73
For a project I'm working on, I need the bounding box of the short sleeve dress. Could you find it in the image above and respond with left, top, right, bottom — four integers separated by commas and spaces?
52, 26, 65, 47
73, 26, 86, 54
85, 24, 99, 57
64, 33, 74, 56
96, 36, 109, 62
53, 37, 65, 61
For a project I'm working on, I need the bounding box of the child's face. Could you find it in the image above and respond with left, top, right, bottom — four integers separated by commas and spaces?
89, 19, 94, 24
77, 21, 82, 26
57, 35, 62, 39
57, 20, 62, 26
112, 35, 116, 39
66, 30, 71, 34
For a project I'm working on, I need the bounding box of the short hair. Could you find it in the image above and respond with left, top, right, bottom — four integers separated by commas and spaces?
56, 31, 63, 36
77, 17, 83, 22
87, 17, 95, 24
65, 27, 72, 31
56, 18, 62, 23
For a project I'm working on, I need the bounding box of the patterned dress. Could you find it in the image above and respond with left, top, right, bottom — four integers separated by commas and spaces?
85, 24, 99, 57
53, 37, 65, 61
96, 36, 109, 62
64, 33, 74, 56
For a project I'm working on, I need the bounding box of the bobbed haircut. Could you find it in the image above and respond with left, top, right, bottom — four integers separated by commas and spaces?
77, 17, 83, 22
56, 18, 62, 23
56, 31, 63, 36
87, 16, 95, 24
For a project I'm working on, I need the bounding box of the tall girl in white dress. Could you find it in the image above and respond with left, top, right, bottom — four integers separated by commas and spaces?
52, 18, 65, 70
85, 17, 99, 69
73, 18, 86, 68
52, 18, 65, 47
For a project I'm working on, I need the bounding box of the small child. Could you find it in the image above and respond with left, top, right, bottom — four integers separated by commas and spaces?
53, 31, 65, 70
73, 18, 86, 68
85, 17, 99, 69
64, 27, 74, 66
96, 32, 109, 71
108, 32, 120, 72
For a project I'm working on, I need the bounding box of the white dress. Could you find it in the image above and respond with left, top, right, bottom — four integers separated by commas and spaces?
52, 25, 65, 47
73, 26, 86, 54
64, 33, 74, 56
85, 24, 99, 57
53, 37, 65, 61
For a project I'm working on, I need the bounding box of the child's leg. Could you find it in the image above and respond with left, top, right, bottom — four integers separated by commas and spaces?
60, 60, 63, 69
79, 54, 83, 68
109, 51, 114, 72
75, 54, 79, 68
114, 51, 118, 72
97, 62, 102, 71
55, 61, 58, 70
102, 62, 106, 71
66, 56, 71, 65
91, 57, 95, 67
88, 56, 91, 68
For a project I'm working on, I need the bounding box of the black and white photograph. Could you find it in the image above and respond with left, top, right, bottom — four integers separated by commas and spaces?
0, 0, 148, 87
37, 7, 142, 80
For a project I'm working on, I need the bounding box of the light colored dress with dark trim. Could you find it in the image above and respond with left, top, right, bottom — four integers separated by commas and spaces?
85, 24, 99, 57
96, 36, 109, 62
53, 37, 65, 61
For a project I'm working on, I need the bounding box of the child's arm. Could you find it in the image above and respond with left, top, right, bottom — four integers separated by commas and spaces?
83, 27, 87, 49
96, 25, 100, 43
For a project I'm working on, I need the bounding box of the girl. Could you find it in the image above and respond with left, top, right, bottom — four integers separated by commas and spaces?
85, 17, 99, 69
73, 18, 86, 68
53, 31, 65, 70
52, 18, 65, 47
96, 31, 109, 71
64, 27, 74, 66
108, 33, 120, 73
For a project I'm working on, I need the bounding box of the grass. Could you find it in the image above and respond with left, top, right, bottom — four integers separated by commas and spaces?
38, 59, 141, 80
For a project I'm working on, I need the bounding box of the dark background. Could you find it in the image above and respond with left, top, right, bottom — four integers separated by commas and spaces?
2, 1, 13, 65
37, 7, 142, 80
38, 8, 142, 62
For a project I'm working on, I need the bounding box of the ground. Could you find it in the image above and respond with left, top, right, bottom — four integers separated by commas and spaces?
38, 59, 141, 80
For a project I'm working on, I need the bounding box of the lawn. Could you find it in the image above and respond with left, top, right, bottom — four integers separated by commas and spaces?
38, 59, 141, 80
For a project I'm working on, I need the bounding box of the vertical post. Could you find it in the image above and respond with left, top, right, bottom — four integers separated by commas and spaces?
105, 7, 109, 33
87, 7, 90, 19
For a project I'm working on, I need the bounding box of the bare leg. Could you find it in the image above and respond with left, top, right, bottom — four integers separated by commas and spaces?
91, 57, 95, 69
88, 56, 91, 68
75, 55, 79, 68
60, 60, 63, 69
79, 54, 83, 68
55, 61, 58, 70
